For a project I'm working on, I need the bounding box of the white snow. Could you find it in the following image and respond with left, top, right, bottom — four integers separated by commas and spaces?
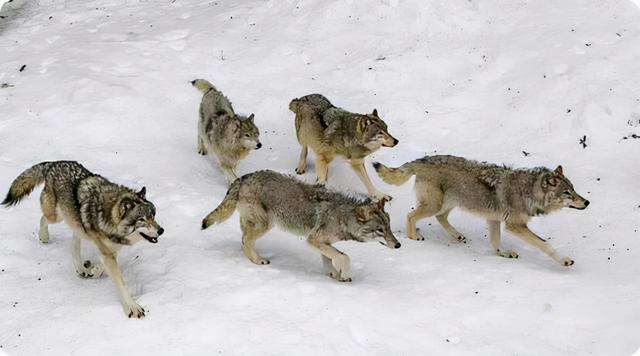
1, 0, 640, 355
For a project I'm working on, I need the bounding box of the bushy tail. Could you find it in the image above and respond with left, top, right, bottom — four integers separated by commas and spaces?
2, 162, 50, 206
201, 179, 241, 230
191, 78, 216, 94
372, 161, 415, 186
289, 98, 300, 113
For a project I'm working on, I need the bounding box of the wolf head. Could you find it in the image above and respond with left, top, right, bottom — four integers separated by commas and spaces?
232, 114, 261, 150
117, 187, 164, 244
538, 166, 589, 212
352, 199, 401, 249
358, 109, 398, 150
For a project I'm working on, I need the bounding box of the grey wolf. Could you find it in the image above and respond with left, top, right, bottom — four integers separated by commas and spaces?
2, 161, 164, 318
192, 78, 261, 184
289, 94, 398, 200
201, 170, 400, 281
373, 155, 589, 266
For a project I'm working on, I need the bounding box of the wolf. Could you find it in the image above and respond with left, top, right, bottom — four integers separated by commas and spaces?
289, 94, 398, 200
373, 155, 589, 266
2, 161, 164, 318
201, 170, 401, 281
192, 78, 261, 184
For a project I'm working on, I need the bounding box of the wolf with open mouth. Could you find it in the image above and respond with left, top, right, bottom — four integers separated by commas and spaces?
2, 161, 164, 318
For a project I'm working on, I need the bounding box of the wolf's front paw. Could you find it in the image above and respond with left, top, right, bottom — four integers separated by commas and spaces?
257, 258, 270, 265
38, 230, 50, 243
295, 167, 306, 175
328, 272, 352, 282
496, 249, 519, 259
124, 303, 146, 319
76, 260, 104, 278
455, 235, 467, 244
329, 255, 351, 282
408, 230, 425, 241
560, 257, 574, 266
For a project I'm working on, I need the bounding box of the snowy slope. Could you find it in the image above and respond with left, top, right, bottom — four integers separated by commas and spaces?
1, 0, 640, 355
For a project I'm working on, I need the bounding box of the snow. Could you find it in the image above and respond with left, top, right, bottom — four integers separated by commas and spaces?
1, 0, 640, 355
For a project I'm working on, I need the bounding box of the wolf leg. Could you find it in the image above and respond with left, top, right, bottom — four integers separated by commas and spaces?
240, 216, 270, 265
221, 162, 239, 184
307, 237, 351, 282
407, 206, 436, 241
72, 234, 104, 278
101, 251, 145, 318
488, 220, 518, 258
38, 216, 51, 243
198, 137, 207, 155
505, 223, 573, 266
315, 155, 329, 184
321, 255, 341, 279
436, 210, 467, 243
38, 189, 60, 243
350, 159, 390, 200
295, 146, 308, 174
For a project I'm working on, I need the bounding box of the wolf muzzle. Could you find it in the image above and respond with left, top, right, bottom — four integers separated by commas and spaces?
383, 137, 399, 147
140, 227, 163, 243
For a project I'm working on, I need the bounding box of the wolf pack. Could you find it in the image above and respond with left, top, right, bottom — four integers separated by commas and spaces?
2, 79, 590, 319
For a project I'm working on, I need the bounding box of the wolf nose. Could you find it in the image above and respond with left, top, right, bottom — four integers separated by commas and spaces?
256, 142, 262, 149
157, 228, 164, 236
584, 200, 590, 207
394, 242, 401, 249
392, 138, 399, 146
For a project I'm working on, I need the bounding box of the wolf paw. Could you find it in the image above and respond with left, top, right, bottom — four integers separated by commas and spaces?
328, 272, 352, 282
251, 257, 270, 265
408, 230, 425, 241
561, 257, 575, 266
455, 235, 467, 244
329, 255, 351, 282
496, 249, 519, 259
38, 230, 50, 243
124, 303, 146, 319
295, 167, 306, 175
76, 260, 104, 278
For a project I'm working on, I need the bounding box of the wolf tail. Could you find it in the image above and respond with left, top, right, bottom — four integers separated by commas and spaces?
372, 161, 415, 186
191, 79, 216, 94
201, 178, 241, 230
2, 162, 50, 206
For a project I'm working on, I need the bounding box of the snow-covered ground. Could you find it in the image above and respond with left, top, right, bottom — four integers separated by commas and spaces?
1, 0, 640, 355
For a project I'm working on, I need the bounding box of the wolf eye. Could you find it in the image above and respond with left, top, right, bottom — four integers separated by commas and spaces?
563, 191, 572, 195
245, 134, 250, 138
376, 228, 384, 234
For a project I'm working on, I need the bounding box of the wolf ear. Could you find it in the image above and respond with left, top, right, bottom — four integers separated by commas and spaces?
372, 109, 379, 117
137, 186, 146, 200
247, 113, 255, 122
355, 205, 372, 223
119, 198, 135, 219
554, 165, 563, 177
376, 198, 387, 211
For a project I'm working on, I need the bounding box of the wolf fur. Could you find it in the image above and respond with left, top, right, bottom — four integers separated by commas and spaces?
373, 155, 589, 266
289, 94, 398, 200
2, 161, 164, 318
192, 78, 261, 184
201, 170, 401, 281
